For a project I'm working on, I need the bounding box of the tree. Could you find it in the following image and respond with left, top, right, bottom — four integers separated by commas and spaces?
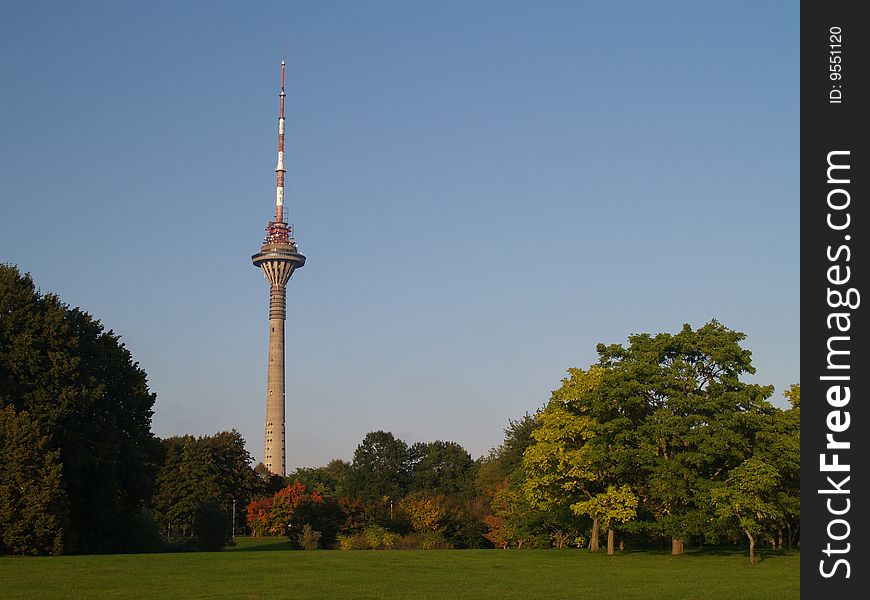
477, 414, 539, 494
348, 431, 411, 500
287, 459, 351, 497
524, 366, 607, 551
270, 481, 318, 536
594, 321, 775, 555
0, 265, 159, 553
571, 485, 638, 555
477, 413, 554, 549
192, 502, 232, 551
755, 384, 800, 548
254, 462, 287, 496
409, 441, 476, 498
243, 481, 338, 546
152, 430, 258, 538
711, 456, 782, 563
245, 496, 274, 537
0, 406, 67, 555
400, 491, 448, 534
484, 481, 550, 549
289, 496, 343, 549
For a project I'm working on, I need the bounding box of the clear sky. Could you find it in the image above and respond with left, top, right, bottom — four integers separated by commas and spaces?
0, 1, 798, 469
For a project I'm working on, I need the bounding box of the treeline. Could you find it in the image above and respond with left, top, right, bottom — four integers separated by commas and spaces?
0, 265, 799, 561
243, 322, 799, 562
247, 433, 488, 549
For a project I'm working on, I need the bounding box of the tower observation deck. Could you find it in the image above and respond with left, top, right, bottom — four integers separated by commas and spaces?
251, 58, 305, 476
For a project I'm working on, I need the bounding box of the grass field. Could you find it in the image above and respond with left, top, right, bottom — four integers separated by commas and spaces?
0, 537, 799, 599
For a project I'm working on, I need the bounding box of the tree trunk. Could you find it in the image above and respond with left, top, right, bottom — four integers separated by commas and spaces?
589, 517, 600, 552
787, 523, 795, 550
671, 537, 684, 555
747, 531, 756, 564
777, 528, 783, 550
619, 539, 624, 552
607, 529, 615, 555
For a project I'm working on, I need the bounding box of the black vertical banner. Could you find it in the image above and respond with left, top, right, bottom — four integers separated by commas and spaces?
801, 1, 868, 596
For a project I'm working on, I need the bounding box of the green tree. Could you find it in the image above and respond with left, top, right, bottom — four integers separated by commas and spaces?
288, 459, 351, 497
0, 265, 159, 553
289, 496, 343, 549
152, 430, 257, 538
756, 384, 800, 548
595, 320, 775, 555
711, 456, 782, 563
348, 431, 411, 500
477, 414, 539, 494
477, 413, 557, 549
0, 406, 68, 555
192, 501, 232, 551
485, 481, 551, 549
254, 462, 287, 496
409, 440, 476, 498
524, 366, 607, 550
571, 485, 638, 555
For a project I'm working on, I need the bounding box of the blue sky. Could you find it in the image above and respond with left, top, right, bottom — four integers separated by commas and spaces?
0, 1, 799, 468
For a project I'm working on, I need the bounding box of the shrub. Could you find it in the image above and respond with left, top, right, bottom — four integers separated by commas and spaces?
336, 532, 369, 550
421, 532, 452, 550
117, 509, 163, 553
290, 497, 343, 548
298, 524, 321, 550
192, 502, 231, 552
364, 525, 398, 549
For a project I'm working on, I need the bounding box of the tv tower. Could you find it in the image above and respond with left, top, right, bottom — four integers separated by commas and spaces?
252, 58, 305, 476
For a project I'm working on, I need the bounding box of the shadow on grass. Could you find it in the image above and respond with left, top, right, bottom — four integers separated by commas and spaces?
620, 545, 798, 563
229, 540, 294, 552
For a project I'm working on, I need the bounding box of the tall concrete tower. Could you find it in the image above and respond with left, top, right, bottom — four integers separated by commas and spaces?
252, 58, 305, 476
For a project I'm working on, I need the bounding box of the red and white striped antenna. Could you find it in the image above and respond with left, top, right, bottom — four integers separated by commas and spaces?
275, 54, 287, 225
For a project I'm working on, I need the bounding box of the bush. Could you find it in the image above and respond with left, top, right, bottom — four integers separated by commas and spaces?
298, 524, 321, 550
116, 509, 163, 553
335, 527, 402, 549
365, 525, 398, 549
386, 532, 452, 550
289, 497, 343, 548
336, 532, 369, 550
421, 532, 452, 550
192, 502, 231, 551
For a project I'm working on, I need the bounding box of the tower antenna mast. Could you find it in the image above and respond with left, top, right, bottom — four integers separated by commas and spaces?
275, 55, 287, 227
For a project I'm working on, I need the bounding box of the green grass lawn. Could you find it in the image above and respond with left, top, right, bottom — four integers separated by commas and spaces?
0, 537, 798, 600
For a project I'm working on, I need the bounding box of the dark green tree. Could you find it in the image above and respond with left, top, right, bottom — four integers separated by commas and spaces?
348, 431, 411, 500
0, 406, 68, 555
0, 265, 159, 553
476, 413, 539, 495
288, 459, 351, 497
192, 501, 232, 551
254, 462, 288, 496
288, 496, 344, 549
409, 440, 476, 498
152, 430, 257, 538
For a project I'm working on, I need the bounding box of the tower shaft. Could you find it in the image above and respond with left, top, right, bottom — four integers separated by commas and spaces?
265, 282, 286, 475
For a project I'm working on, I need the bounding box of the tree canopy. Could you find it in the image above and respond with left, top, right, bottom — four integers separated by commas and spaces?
152, 430, 258, 543
0, 265, 159, 554
348, 430, 411, 500
521, 321, 797, 560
